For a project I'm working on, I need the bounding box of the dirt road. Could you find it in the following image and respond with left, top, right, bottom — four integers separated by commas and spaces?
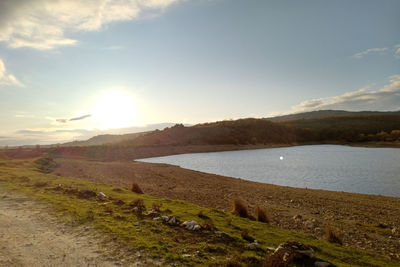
0, 188, 157, 267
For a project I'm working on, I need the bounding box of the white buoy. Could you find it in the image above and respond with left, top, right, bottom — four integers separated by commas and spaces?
280, 156, 284, 160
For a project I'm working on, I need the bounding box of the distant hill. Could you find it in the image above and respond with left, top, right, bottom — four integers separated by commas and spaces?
61, 132, 147, 147
60, 123, 177, 147
266, 110, 400, 122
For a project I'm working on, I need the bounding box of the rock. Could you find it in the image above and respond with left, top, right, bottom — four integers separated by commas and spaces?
247, 240, 260, 250
392, 227, 398, 235
162, 216, 180, 226
315, 261, 331, 267
182, 220, 201, 231
145, 210, 160, 218
153, 217, 160, 221
98, 192, 107, 199
265, 241, 315, 266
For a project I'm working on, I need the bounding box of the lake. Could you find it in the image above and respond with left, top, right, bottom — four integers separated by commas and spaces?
137, 145, 400, 197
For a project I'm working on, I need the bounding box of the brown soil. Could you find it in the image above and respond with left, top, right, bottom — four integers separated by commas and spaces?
0, 188, 161, 267
54, 158, 400, 261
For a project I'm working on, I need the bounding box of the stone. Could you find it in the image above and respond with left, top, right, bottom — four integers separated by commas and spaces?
247, 240, 260, 250
182, 220, 201, 231
98, 192, 107, 199
162, 216, 180, 226
315, 261, 331, 267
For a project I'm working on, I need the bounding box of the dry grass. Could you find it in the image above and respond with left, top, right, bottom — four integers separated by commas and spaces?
256, 206, 270, 223
131, 181, 143, 194
233, 199, 249, 218
325, 227, 342, 245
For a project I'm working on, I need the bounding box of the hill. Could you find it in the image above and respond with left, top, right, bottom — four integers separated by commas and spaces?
266, 109, 400, 122
124, 119, 297, 146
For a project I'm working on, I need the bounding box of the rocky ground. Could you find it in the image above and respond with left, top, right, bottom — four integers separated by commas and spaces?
54, 158, 400, 261
0, 188, 161, 267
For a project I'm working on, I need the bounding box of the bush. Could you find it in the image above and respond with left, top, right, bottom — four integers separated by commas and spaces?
233, 199, 249, 218
241, 229, 255, 242
325, 227, 342, 245
202, 220, 215, 231
256, 206, 270, 223
152, 201, 162, 212
131, 181, 143, 194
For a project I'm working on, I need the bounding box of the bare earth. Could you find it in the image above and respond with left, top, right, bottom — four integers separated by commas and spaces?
0, 188, 158, 267
54, 158, 400, 261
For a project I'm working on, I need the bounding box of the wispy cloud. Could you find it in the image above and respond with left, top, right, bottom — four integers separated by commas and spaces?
290, 74, 400, 113
0, 57, 23, 86
0, 0, 181, 50
56, 114, 91, 123
352, 47, 388, 59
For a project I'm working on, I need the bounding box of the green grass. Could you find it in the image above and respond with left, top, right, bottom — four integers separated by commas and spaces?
0, 158, 398, 266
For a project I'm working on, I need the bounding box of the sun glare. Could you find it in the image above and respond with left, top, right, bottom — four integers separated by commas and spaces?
92, 91, 137, 129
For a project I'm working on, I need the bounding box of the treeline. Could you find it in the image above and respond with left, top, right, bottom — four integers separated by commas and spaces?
124, 119, 298, 146
280, 114, 400, 142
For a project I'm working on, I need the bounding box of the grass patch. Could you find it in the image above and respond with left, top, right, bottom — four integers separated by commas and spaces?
0, 158, 398, 266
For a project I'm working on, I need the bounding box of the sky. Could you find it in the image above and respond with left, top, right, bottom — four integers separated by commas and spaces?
0, 0, 399, 146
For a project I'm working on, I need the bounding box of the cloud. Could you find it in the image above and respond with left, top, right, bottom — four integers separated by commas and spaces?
0, 0, 181, 50
291, 75, 400, 113
395, 44, 400, 57
0, 57, 23, 86
352, 47, 388, 59
56, 114, 91, 123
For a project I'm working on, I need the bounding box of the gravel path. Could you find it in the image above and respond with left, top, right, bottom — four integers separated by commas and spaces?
0, 188, 159, 267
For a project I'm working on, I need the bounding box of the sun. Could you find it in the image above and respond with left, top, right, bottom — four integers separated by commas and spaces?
92, 91, 137, 129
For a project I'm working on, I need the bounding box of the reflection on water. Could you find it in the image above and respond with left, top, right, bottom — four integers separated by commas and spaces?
138, 145, 400, 197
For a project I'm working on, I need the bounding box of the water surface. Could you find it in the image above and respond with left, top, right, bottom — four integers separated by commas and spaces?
138, 145, 400, 197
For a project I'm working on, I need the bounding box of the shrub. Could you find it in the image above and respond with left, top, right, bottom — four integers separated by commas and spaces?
233, 198, 249, 218
198, 210, 210, 219
256, 206, 270, 223
152, 201, 162, 212
325, 227, 342, 245
131, 181, 143, 194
